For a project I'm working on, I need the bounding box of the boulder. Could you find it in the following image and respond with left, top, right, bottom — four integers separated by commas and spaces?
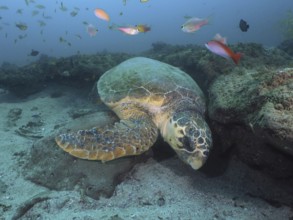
208, 67, 293, 177
22, 112, 142, 199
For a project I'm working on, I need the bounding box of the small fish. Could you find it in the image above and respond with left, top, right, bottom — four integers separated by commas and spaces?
18, 34, 27, 39
75, 34, 82, 39
60, 2, 67, 11
59, 37, 67, 43
205, 34, 242, 64
86, 24, 98, 37
42, 13, 52, 19
82, 21, 88, 26
140, 0, 149, 2
117, 26, 140, 35
24, 0, 35, 6
32, 10, 39, 16
38, 20, 46, 27
181, 16, 209, 33
16, 9, 23, 14
239, 19, 249, 32
70, 11, 78, 17
94, 8, 110, 21
0, 6, 9, 10
29, 49, 39, 56
15, 23, 28, 30
136, 24, 151, 33
35, 4, 45, 9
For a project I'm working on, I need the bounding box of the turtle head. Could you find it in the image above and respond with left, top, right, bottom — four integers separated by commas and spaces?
161, 111, 212, 170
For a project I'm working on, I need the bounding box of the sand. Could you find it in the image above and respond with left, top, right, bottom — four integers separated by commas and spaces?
0, 84, 292, 220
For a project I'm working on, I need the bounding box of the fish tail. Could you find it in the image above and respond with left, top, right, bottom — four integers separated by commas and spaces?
232, 52, 242, 64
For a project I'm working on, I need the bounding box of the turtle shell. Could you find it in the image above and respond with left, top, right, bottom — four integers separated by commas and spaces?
98, 57, 204, 110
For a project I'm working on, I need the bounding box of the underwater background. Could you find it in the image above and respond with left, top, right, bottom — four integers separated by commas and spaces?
0, 0, 292, 66
0, 1, 293, 219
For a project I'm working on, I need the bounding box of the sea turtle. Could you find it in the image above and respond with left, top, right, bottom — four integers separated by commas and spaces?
55, 57, 212, 170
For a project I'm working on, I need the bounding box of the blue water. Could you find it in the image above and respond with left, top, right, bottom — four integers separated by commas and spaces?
0, 0, 292, 66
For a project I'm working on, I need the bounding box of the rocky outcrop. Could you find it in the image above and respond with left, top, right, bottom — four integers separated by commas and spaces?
209, 67, 293, 177
0, 53, 132, 97
22, 111, 144, 200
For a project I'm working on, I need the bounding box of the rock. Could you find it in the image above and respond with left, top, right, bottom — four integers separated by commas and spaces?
278, 39, 293, 56
22, 112, 142, 200
208, 67, 293, 177
0, 53, 132, 97
6, 108, 22, 127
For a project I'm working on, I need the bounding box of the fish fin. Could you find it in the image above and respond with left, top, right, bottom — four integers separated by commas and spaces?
214, 33, 227, 44
232, 53, 242, 64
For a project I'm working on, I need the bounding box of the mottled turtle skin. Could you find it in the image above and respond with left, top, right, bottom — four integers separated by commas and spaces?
56, 57, 212, 170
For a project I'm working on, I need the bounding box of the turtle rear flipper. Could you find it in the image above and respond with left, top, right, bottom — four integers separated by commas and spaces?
55, 116, 158, 162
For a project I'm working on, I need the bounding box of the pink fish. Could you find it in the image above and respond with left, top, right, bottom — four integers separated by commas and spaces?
86, 24, 98, 37
117, 26, 140, 35
181, 17, 209, 33
205, 34, 242, 64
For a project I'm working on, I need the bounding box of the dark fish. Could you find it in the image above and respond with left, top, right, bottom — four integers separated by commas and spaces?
16, 22, 28, 30
30, 49, 39, 56
239, 19, 249, 32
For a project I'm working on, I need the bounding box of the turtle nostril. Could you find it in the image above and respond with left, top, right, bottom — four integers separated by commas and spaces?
203, 150, 209, 157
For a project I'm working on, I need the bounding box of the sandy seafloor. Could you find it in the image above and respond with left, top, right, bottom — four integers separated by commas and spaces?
0, 84, 292, 220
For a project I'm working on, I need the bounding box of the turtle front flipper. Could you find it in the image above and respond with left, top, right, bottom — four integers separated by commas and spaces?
55, 116, 158, 162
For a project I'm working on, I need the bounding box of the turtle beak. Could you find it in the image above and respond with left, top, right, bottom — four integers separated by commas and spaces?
186, 151, 207, 170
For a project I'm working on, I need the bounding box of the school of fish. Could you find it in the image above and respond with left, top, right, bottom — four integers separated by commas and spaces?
0, 0, 244, 64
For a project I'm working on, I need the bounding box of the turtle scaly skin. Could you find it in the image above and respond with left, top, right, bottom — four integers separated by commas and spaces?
55, 57, 212, 170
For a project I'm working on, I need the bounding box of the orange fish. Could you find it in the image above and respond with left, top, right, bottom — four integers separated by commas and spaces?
205, 34, 242, 64
94, 8, 110, 21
